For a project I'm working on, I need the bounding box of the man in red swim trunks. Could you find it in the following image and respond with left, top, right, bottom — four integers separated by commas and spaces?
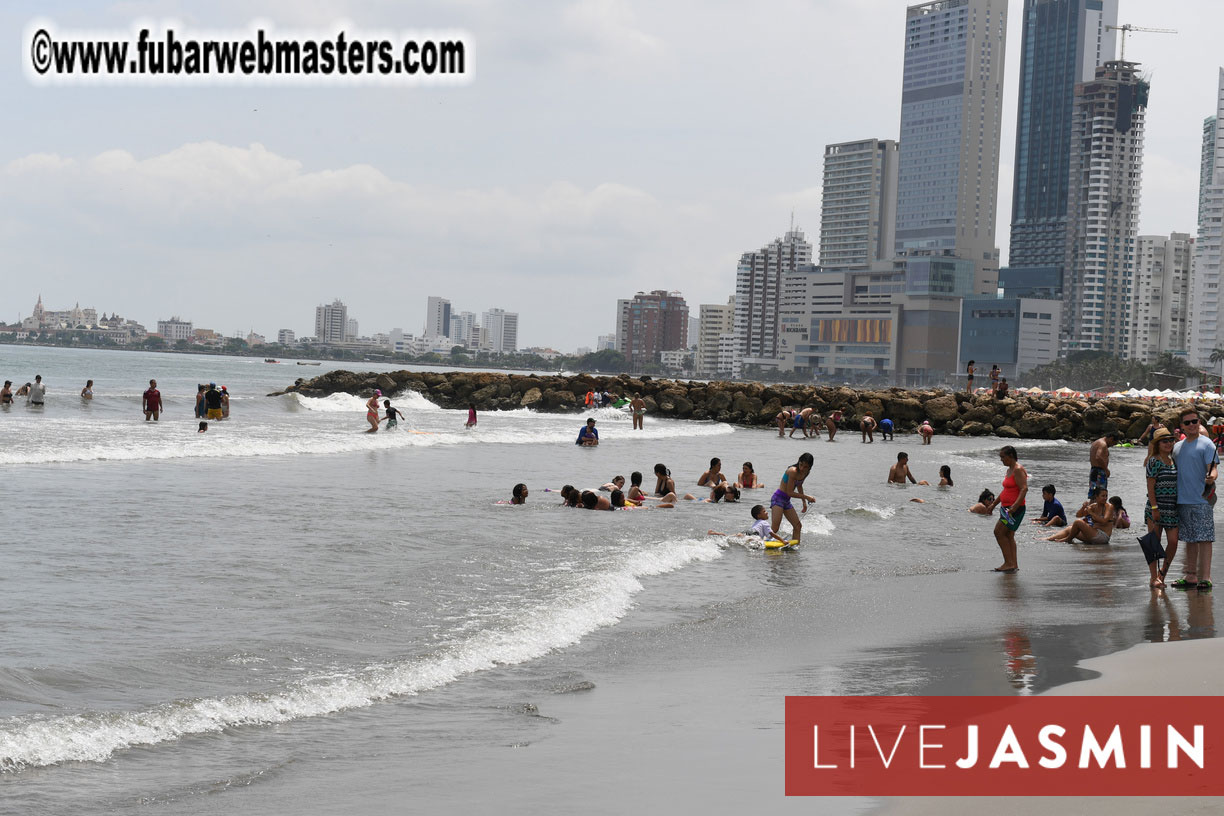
142, 379, 162, 421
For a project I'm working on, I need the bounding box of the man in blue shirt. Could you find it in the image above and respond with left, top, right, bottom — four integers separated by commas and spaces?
878, 417, 894, 441
1172, 408, 1218, 590
1032, 484, 1066, 527
576, 417, 599, 446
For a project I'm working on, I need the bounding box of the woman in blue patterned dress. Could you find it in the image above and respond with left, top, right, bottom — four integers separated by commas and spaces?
1144, 427, 1179, 588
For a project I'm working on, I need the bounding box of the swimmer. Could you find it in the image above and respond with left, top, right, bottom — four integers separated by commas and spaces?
627, 472, 647, 503
698, 458, 727, 486
1047, 487, 1114, 544
365, 390, 382, 432
969, 489, 995, 515
630, 394, 646, 431
0, 381, 12, 404
736, 461, 759, 488
1109, 496, 1130, 529
465, 403, 478, 429
771, 452, 816, 545
81, 380, 93, 400
610, 489, 639, 508
15, 382, 31, 398
704, 484, 740, 503
654, 463, 676, 497
790, 407, 815, 438
198, 421, 208, 433
600, 475, 626, 492
1031, 484, 1066, 527
511, 484, 528, 505
861, 413, 877, 443
919, 420, 934, 445
580, 490, 613, 511
825, 411, 841, 441
559, 484, 578, 507
938, 465, 953, 487
776, 407, 796, 438
142, 379, 162, 421
380, 399, 407, 429
576, 417, 599, 446
708, 504, 786, 543
887, 452, 928, 485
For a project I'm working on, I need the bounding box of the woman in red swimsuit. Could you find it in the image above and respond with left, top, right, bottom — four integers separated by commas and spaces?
988, 445, 1028, 573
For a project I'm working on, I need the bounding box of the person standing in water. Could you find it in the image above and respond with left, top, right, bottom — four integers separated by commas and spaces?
465, 403, 477, 429
220, 386, 230, 420
1088, 432, 1117, 499
381, 399, 407, 429
576, 417, 600, 446
630, 394, 645, 430
28, 375, 46, 406
81, 380, 93, 400
365, 390, 382, 432
142, 379, 162, 421
770, 452, 816, 545
0, 381, 12, 405
988, 446, 1027, 573
860, 413, 876, 443
825, 411, 841, 441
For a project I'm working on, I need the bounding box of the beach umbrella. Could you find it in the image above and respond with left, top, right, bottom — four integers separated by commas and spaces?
1055, 386, 1075, 395
1125, 388, 1142, 397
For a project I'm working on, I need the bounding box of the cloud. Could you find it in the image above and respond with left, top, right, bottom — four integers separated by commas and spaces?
0, 141, 731, 345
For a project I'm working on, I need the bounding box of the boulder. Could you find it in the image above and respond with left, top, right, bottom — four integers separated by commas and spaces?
995, 425, 1020, 439
960, 421, 992, 435
887, 397, 925, 421
923, 395, 960, 423
1015, 411, 1059, 437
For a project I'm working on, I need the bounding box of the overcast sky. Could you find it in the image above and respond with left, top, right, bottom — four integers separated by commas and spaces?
2, 0, 1220, 351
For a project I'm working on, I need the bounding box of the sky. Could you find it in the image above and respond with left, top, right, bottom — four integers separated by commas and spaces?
2, 0, 1221, 351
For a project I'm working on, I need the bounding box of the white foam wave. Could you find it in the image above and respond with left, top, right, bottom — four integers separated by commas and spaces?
804, 512, 836, 536
287, 393, 369, 412
842, 504, 896, 520
0, 537, 724, 771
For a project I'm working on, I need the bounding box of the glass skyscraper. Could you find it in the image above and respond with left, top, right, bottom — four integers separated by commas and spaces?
1008, 0, 1117, 273
894, 0, 1008, 295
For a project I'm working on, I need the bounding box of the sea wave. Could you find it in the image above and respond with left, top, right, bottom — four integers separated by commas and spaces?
0, 537, 724, 771
837, 504, 897, 520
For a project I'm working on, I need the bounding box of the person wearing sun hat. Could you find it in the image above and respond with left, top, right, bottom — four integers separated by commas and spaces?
365, 389, 382, 433
1143, 426, 1179, 588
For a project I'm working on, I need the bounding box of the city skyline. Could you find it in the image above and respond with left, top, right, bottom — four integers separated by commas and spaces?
2, 1, 1221, 351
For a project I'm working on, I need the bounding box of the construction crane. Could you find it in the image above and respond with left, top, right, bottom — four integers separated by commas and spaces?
1106, 23, 1177, 62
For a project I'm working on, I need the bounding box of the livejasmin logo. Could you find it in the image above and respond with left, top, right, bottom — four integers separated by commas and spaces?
784, 697, 1222, 796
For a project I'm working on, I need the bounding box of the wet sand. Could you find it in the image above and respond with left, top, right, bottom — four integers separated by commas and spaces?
877, 637, 1224, 816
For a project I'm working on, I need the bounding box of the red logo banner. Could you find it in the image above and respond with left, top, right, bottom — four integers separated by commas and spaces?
785, 696, 1223, 796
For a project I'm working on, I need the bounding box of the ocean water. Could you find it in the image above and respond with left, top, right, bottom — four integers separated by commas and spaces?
0, 346, 1216, 814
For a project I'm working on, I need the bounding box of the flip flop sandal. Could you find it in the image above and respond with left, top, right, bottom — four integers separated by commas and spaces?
1198, 580, 1214, 591
1170, 578, 1196, 590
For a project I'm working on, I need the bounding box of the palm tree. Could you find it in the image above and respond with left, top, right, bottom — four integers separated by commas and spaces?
1209, 348, 1224, 392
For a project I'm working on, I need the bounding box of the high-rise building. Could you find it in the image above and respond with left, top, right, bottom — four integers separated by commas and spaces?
424, 296, 451, 340
820, 139, 899, 270
482, 308, 519, 354
1062, 61, 1149, 357
450, 311, 477, 348
1132, 233, 1193, 363
1008, 0, 1117, 279
345, 318, 359, 342
733, 228, 812, 375
315, 299, 347, 345
697, 297, 735, 377
615, 291, 690, 369
157, 317, 194, 342
278, 329, 296, 345
1189, 68, 1224, 369
895, 0, 1007, 294
596, 333, 616, 351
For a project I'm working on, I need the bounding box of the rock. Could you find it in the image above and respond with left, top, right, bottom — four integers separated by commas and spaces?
376, 374, 396, 394
923, 395, 960, 423
1015, 411, 1058, 437
961, 421, 992, 435
996, 425, 1020, 438
520, 387, 543, 407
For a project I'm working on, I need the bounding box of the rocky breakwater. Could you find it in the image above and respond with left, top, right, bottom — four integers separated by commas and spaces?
269, 369, 1212, 442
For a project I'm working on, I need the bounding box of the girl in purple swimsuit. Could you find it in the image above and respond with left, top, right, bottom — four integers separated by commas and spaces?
771, 452, 816, 545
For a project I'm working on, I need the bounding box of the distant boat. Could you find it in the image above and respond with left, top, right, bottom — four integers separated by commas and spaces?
297, 361, 322, 366
264, 358, 280, 363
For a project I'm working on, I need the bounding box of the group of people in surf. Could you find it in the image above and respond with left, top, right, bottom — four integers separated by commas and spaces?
970, 408, 1217, 591
363, 390, 408, 433
1, 375, 48, 407
777, 406, 935, 446
504, 455, 819, 546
